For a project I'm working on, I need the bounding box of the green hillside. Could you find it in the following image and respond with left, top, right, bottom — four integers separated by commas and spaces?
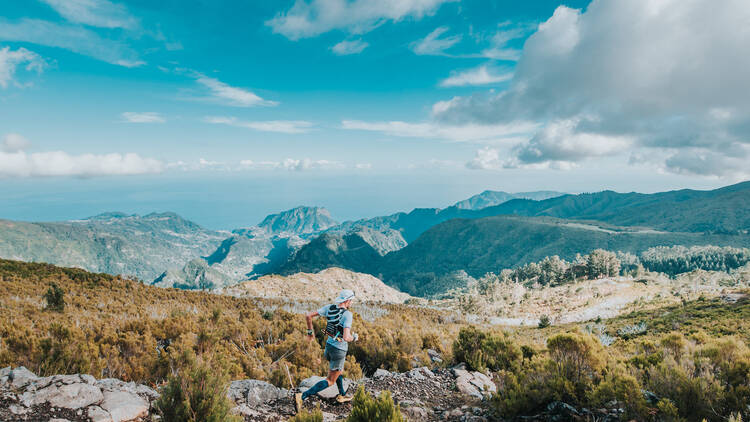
471, 181, 750, 233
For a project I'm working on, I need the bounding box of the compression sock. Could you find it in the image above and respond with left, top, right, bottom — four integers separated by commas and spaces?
301, 379, 331, 400
336, 375, 346, 396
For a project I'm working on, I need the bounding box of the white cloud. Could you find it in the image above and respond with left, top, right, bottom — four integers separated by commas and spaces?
121, 112, 165, 123
40, 0, 138, 29
239, 158, 344, 171
434, 0, 750, 178
466, 147, 502, 170
0, 46, 45, 88
194, 75, 278, 107
440, 65, 512, 87
204, 116, 313, 134
478, 23, 529, 61
507, 118, 633, 167
341, 119, 537, 143
267, 0, 456, 40
1, 133, 31, 153
0, 141, 163, 178
664, 147, 750, 181
355, 163, 372, 170
331, 39, 369, 55
0, 18, 144, 67
411, 26, 461, 55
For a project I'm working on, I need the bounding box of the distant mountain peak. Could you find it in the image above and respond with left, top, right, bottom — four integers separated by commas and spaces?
83, 212, 136, 221
453, 190, 566, 210
258, 206, 338, 235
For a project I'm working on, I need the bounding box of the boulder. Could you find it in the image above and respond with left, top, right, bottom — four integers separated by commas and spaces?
299, 376, 351, 399
402, 406, 429, 420
227, 379, 288, 406
453, 367, 496, 400
100, 390, 149, 422
372, 368, 391, 379
9, 366, 38, 389
427, 349, 443, 363
88, 406, 115, 422
28, 382, 104, 409
407, 367, 434, 380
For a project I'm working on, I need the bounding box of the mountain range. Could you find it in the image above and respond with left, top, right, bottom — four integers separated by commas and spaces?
1, 184, 748, 295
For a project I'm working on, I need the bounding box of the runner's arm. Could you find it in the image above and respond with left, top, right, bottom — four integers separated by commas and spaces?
305, 311, 319, 335
342, 327, 354, 342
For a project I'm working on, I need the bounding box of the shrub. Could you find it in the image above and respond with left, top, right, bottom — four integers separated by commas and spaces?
346, 386, 404, 422
538, 315, 551, 329
43, 283, 65, 312
452, 326, 520, 372
155, 355, 240, 422
289, 407, 323, 422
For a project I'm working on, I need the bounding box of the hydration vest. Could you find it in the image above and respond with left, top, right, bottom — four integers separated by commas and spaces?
324, 304, 345, 339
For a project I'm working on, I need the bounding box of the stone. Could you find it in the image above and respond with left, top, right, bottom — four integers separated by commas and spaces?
100, 390, 149, 422
30, 382, 104, 409
227, 379, 288, 406
455, 370, 496, 400
49, 419, 71, 422
407, 367, 434, 381
322, 411, 338, 422
88, 406, 115, 422
427, 349, 443, 364
230, 404, 262, 418
402, 406, 429, 420
9, 404, 28, 415
299, 376, 351, 399
9, 366, 38, 389
372, 368, 391, 379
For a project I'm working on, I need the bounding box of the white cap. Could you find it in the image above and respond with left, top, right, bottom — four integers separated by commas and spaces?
335, 289, 355, 304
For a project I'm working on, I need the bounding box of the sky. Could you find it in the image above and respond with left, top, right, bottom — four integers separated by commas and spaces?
0, 0, 748, 229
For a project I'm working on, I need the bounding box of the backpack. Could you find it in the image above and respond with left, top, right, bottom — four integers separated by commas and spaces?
324, 304, 345, 339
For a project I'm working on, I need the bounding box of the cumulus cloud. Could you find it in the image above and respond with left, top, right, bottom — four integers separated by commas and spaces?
331, 39, 369, 55
664, 148, 750, 181
1, 133, 31, 153
204, 116, 313, 134
121, 112, 165, 123
440, 65, 512, 87
435, 0, 750, 176
0, 18, 144, 67
0, 46, 45, 88
0, 134, 163, 177
411, 26, 461, 56
194, 75, 278, 107
342, 119, 536, 143
39, 0, 138, 29
267, 0, 456, 40
478, 23, 530, 61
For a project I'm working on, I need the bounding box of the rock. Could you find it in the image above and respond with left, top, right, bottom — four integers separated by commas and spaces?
227, 379, 288, 406
322, 411, 338, 422
427, 349, 443, 363
29, 382, 104, 409
402, 405, 429, 420
88, 406, 115, 422
100, 390, 149, 422
407, 367, 434, 380
299, 376, 351, 399
547, 401, 579, 417
9, 366, 38, 389
454, 369, 496, 400
49, 419, 71, 422
230, 404, 262, 418
373, 368, 391, 379
9, 404, 28, 415
0, 366, 10, 383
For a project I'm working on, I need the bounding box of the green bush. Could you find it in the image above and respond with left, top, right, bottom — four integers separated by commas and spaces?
155, 355, 240, 422
289, 407, 323, 422
346, 386, 404, 422
452, 326, 520, 372
43, 283, 65, 312
538, 315, 551, 329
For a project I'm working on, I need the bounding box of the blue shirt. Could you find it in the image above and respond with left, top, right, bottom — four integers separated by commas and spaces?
317, 304, 352, 351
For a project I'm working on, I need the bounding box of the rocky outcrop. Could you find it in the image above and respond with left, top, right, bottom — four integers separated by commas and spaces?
451, 363, 497, 400
0, 367, 157, 422
219, 267, 412, 304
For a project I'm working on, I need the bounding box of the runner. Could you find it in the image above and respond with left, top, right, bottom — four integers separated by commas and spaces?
295, 289, 359, 412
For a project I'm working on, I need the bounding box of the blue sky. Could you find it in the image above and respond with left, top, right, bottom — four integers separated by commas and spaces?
1, 0, 748, 228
